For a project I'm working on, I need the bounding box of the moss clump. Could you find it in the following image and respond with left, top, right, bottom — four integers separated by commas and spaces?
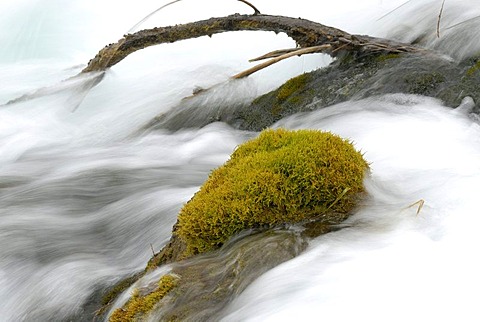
109, 274, 178, 322
176, 128, 369, 256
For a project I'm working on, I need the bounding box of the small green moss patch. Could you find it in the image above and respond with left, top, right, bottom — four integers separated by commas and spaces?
101, 274, 141, 307
276, 73, 310, 102
176, 128, 369, 257
466, 59, 480, 77
109, 274, 178, 322
375, 53, 401, 63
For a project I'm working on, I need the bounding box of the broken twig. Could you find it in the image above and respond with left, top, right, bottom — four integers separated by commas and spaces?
249, 48, 300, 61
233, 45, 331, 79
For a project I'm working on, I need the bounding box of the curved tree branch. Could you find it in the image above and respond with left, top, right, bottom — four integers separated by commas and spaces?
82, 13, 422, 73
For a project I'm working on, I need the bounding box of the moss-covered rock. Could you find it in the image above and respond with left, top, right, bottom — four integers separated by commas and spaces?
118, 129, 369, 320
142, 52, 480, 133
231, 53, 480, 131
103, 228, 308, 321
147, 229, 308, 321
173, 128, 368, 257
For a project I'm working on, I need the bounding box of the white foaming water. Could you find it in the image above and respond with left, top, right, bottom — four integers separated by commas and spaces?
221, 95, 480, 321
371, 0, 480, 60
1, 0, 479, 321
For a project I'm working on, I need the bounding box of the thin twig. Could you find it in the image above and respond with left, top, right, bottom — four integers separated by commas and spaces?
233, 45, 331, 79
237, 0, 261, 15
129, 0, 261, 33
150, 243, 156, 257
445, 14, 480, 30
437, 0, 446, 38
377, 0, 412, 21
249, 48, 300, 61
129, 0, 183, 33
406, 199, 425, 215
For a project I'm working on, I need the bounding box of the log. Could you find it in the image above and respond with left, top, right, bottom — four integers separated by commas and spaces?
82, 13, 422, 73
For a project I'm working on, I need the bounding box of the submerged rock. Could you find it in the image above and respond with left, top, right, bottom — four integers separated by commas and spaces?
234, 53, 480, 131
143, 52, 480, 132
101, 229, 308, 321
147, 229, 308, 321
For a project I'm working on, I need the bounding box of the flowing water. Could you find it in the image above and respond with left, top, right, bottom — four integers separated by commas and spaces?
1, 0, 480, 321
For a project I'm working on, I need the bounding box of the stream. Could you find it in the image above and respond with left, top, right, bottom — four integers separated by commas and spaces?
1, 0, 480, 321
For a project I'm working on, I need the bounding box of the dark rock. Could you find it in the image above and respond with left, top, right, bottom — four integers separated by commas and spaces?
233, 53, 480, 131
143, 53, 480, 133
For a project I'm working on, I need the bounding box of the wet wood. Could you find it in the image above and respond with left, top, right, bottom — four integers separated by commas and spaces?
83, 13, 421, 73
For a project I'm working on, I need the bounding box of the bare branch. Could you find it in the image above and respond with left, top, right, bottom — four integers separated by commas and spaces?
82, 14, 422, 73
249, 48, 300, 61
233, 45, 331, 79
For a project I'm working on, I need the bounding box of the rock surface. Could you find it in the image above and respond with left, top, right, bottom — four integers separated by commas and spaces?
146, 52, 480, 132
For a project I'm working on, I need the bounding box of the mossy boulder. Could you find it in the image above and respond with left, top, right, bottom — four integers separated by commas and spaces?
166, 128, 369, 258
103, 129, 368, 320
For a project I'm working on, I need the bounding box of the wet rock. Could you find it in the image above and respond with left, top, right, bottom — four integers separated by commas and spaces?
233, 53, 480, 131
143, 53, 480, 133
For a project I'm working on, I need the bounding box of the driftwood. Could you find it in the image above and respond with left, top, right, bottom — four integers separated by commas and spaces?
82, 14, 422, 76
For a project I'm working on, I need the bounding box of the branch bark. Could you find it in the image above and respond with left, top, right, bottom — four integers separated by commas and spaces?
82, 14, 422, 73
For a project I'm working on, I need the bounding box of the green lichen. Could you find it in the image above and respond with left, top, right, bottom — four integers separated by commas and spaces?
175, 128, 369, 257
109, 274, 178, 322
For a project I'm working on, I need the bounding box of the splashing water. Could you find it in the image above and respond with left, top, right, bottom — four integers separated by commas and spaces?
222, 94, 480, 321
1, 0, 479, 321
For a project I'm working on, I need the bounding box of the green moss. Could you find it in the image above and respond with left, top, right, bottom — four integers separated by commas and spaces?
101, 274, 141, 307
176, 128, 369, 257
109, 274, 178, 322
466, 60, 480, 77
375, 53, 401, 62
276, 73, 310, 102
270, 73, 311, 116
